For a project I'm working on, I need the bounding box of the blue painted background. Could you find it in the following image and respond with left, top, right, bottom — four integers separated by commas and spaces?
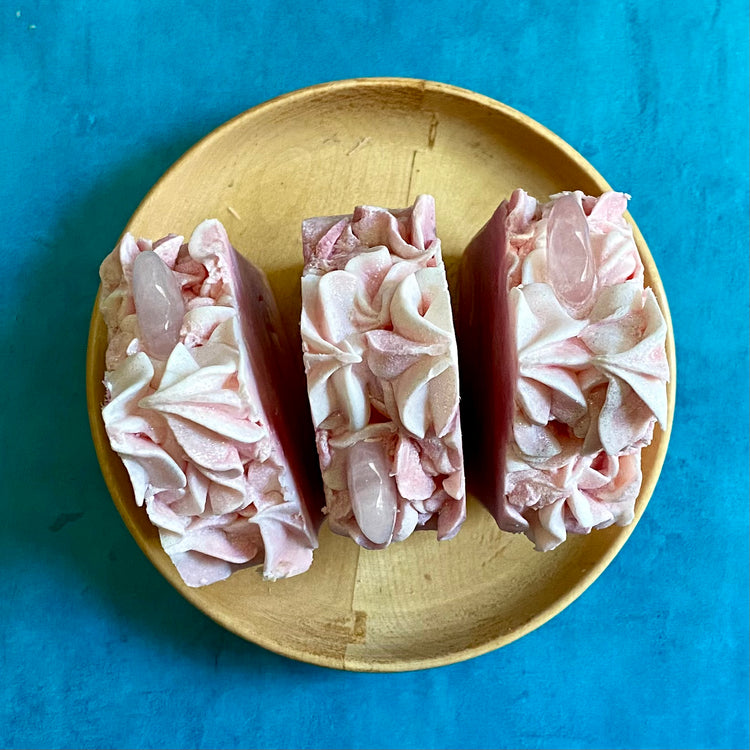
2, 1, 748, 748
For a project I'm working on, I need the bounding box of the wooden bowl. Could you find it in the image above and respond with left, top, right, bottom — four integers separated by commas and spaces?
86, 78, 676, 671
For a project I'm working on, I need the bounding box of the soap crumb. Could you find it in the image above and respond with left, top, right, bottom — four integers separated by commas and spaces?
28, 24, 36, 29
16, 10, 20, 17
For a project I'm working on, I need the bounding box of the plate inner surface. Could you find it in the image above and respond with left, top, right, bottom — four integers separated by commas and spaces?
87, 79, 674, 672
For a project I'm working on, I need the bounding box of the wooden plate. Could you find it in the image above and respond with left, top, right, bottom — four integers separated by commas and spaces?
86, 78, 676, 671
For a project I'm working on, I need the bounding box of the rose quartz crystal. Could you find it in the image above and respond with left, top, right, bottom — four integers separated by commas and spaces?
99, 220, 322, 585
458, 189, 669, 550
300, 195, 466, 549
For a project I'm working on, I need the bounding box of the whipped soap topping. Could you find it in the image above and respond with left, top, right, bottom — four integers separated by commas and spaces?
99, 220, 317, 586
301, 196, 466, 548
501, 189, 669, 550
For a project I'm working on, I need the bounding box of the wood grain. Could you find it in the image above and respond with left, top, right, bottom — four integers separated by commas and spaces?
86, 78, 676, 672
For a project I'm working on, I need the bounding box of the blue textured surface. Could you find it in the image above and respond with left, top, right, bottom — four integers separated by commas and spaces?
2, 1, 748, 748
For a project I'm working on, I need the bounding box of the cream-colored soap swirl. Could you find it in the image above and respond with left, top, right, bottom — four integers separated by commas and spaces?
301, 245, 459, 441
369, 267, 459, 440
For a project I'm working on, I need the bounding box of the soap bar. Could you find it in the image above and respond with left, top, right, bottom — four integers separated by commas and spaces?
457, 189, 669, 551
99, 220, 322, 586
300, 195, 466, 549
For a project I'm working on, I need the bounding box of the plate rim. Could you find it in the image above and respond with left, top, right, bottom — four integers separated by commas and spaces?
86, 76, 676, 672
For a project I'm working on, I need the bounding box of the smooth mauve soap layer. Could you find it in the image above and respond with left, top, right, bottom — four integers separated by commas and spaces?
456, 200, 516, 527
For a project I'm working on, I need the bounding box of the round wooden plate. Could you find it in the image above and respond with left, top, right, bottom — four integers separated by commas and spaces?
86, 78, 675, 672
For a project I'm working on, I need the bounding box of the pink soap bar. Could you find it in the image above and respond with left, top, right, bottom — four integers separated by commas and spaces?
300, 195, 466, 549
458, 189, 669, 551
99, 220, 322, 586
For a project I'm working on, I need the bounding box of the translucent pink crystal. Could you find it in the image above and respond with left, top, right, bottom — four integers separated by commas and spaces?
132, 250, 185, 360
547, 194, 596, 311
347, 440, 398, 545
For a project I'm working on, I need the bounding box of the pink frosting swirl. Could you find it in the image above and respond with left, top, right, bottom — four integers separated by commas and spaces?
99, 220, 317, 585
505, 450, 642, 551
